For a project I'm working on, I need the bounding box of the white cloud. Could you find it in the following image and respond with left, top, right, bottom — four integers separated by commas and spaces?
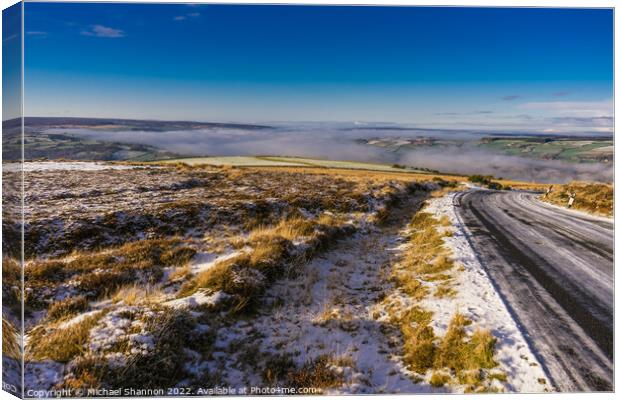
174, 12, 200, 21
517, 99, 613, 118
81, 25, 124, 38
2, 33, 18, 43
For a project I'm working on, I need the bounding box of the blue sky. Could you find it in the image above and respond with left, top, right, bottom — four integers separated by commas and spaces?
18, 3, 613, 132
2, 2, 21, 120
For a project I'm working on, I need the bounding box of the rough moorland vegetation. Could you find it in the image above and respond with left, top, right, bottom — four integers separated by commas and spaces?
542, 181, 613, 217
382, 189, 504, 392
467, 175, 508, 190
10, 162, 437, 392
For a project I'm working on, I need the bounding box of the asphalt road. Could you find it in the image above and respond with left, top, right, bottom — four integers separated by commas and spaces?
456, 189, 613, 392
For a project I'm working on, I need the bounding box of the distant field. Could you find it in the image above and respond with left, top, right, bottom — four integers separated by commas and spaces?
155, 156, 554, 188
362, 136, 613, 164
479, 138, 613, 163
158, 156, 428, 173
158, 156, 305, 167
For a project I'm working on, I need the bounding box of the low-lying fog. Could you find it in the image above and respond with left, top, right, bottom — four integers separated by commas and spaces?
47, 124, 613, 183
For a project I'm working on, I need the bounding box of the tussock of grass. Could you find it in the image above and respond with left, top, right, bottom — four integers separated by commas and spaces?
260, 352, 346, 390
111, 284, 162, 306
409, 212, 439, 231
248, 217, 316, 242
262, 354, 297, 385
438, 215, 451, 227
436, 314, 498, 390
47, 296, 89, 321
415, 255, 454, 276
398, 311, 498, 388
317, 213, 342, 227
424, 273, 452, 282
168, 265, 191, 281
287, 355, 344, 389
430, 372, 450, 387
2, 317, 20, 360
399, 306, 436, 373
28, 260, 65, 282
434, 284, 457, 299
392, 273, 428, 300
489, 372, 508, 382
27, 313, 102, 362
2, 257, 21, 309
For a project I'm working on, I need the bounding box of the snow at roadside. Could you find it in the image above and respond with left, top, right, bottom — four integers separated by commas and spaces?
423, 191, 552, 392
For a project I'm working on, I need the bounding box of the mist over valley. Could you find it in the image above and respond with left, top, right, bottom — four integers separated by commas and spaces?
33, 119, 613, 183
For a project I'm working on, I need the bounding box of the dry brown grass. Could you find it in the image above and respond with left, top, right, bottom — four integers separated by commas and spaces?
47, 296, 89, 321
178, 212, 355, 313
179, 255, 243, 297
430, 372, 451, 387
111, 284, 163, 306
248, 217, 316, 242
2, 317, 20, 360
388, 205, 501, 389
25, 238, 196, 310
168, 265, 191, 282
394, 274, 429, 300
544, 181, 613, 216
391, 211, 456, 302
27, 313, 103, 362
434, 284, 457, 299
399, 306, 437, 373
248, 165, 467, 184
2, 257, 21, 309
57, 308, 210, 391
286, 355, 344, 389
397, 310, 498, 389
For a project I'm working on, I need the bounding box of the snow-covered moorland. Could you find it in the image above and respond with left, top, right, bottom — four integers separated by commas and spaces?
3, 161, 551, 395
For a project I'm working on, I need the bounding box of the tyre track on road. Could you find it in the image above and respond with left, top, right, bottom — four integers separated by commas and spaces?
456, 190, 613, 391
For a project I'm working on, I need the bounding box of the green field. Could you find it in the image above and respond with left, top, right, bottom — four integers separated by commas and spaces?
158, 156, 427, 173
479, 138, 613, 163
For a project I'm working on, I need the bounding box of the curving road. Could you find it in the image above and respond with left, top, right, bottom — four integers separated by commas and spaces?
456, 189, 613, 392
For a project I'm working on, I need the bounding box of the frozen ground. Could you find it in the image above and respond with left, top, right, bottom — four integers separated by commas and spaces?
3, 161, 138, 172
186, 191, 550, 393
423, 192, 551, 392
199, 195, 439, 393
14, 162, 556, 393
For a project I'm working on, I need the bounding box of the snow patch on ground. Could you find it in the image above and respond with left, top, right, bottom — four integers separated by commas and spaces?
89, 306, 156, 355
24, 361, 64, 395
4, 161, 140, 172
190, 249, 245, 274
201, 211, 442, 394
424, 192, 552, 392
57, 310, 102, 329
165, 290, 230, 310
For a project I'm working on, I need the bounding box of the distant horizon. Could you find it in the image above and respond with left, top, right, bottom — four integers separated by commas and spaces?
5, 115, 614, 138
